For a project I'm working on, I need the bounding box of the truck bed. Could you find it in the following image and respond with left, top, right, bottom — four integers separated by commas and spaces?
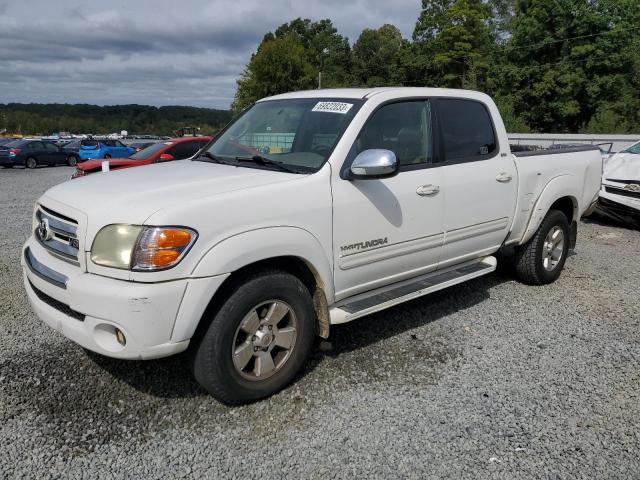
506, 145, 603, 245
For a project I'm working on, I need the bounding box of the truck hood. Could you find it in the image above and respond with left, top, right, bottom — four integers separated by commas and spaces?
41, 160, 298, 234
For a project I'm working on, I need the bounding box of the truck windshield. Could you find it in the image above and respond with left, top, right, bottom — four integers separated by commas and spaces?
200, 98, 363, 173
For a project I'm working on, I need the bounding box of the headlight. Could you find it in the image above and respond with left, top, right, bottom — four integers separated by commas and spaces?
90, 225, 197, 271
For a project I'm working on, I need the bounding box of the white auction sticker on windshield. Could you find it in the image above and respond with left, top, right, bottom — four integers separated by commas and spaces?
311, 101, 354, 114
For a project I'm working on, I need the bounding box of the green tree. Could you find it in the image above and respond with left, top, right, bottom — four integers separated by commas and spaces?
499, 0, 640, 133
351, 25, 405, 86
272, 18, 352, 88
0, 103, 231, 136
231, 34, 316, 112
413, 0, 495, 90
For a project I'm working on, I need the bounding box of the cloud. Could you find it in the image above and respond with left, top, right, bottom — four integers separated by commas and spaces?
0, 0, 421, 108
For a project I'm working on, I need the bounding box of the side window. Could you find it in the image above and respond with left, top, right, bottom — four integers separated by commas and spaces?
436, 99, 497, 162
355, 101, 432, 167
168, 142, 200, 159
114, 140, 124, 147
44, 142, 58, 151
27, 142, 39, 150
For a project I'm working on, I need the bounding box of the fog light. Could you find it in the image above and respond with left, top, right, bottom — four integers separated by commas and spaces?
115, 328, 126, 346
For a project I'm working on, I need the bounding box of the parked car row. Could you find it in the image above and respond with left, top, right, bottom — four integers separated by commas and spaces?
72, 137, 211, 177
0, 137, 210, 171
0, 139, 78, 168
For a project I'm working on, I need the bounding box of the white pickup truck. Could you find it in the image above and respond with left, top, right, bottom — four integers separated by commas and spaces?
22, 88, 602, 404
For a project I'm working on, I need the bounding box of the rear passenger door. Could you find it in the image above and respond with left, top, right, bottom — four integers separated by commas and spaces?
27, 142, 46, 162
42, 142, 65, 164
434, 98, 517, 268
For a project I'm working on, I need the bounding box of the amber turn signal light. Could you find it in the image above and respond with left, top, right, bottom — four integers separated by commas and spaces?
132, 227, 197, 271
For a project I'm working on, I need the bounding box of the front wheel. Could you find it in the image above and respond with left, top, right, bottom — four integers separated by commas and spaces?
191, 270, 315, 405
25, 157, 37, 169
514, 209, 570, 285
67, 155, 78, 166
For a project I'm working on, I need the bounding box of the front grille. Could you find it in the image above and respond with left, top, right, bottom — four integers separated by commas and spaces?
605, 186, 640, 200
28, 279, 85, 321
35, 205, 80, 263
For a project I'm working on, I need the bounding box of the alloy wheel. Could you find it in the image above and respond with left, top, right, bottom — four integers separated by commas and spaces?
231, 300, 298, 381
542, 226, 564, 271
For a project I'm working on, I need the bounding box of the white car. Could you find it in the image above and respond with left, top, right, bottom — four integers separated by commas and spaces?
22, 88, 602, 404
597, 140, 640, 228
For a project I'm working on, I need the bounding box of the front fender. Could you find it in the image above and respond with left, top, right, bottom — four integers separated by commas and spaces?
520, 175, 580, 244
191, 226, 334, 302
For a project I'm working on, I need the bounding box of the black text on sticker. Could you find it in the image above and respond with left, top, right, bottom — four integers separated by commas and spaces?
312, 102, 354, 114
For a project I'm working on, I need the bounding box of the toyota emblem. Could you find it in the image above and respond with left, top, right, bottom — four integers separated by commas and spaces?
38, 218, 52, 241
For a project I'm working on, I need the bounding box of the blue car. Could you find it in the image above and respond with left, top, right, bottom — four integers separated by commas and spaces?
79, 139, 135, 160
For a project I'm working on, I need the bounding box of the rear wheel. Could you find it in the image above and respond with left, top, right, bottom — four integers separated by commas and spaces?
104, 154, 111, 159
191, 270, 315, 405
514, 209, 570, 285
25, 157, 37, 169
67, 155, 78, 166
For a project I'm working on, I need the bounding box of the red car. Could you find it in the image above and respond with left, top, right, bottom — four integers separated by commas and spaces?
72, 137, 211, 178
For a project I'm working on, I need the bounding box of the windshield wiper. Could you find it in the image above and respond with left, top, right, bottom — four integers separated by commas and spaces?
197, 151, 227, 164
234, 155, 300, 174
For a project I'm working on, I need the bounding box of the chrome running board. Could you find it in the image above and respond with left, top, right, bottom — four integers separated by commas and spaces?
329, 256, 497, 324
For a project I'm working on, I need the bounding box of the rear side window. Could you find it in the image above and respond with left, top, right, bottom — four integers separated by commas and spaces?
168, 141, 201, 159
436, 99, 497, 162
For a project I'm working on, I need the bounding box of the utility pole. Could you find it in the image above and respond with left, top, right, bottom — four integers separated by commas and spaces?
318, 48, 329, 89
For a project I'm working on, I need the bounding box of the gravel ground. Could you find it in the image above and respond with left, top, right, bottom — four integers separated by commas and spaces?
1, 166, 639, 479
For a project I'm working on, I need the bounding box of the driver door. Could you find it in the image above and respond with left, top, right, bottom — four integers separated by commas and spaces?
331, 100, 445, 300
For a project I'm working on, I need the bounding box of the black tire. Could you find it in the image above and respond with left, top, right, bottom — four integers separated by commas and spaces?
191, 270, 315, 405
67, 155, 78, 166
25, 157, 37, 169
2, 165, 14, 168
514, 209, 570, 285
104, 154, 111, 159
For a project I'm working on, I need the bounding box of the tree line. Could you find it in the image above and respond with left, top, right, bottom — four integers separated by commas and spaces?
0, 103, 233, 137
232, 0, 640, 134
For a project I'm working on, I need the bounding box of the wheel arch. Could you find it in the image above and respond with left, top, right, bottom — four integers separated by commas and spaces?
520, 175, 580, 245
174, 227, 334, 344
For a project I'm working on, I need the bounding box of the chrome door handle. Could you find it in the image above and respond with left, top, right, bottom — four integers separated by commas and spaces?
416, 184, 440, 196
496, 172, 512, 183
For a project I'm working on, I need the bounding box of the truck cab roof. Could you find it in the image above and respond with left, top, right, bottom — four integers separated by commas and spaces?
260, 87, 492, 102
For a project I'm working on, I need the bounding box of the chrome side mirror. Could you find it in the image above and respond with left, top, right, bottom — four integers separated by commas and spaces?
349, 149, 398, 179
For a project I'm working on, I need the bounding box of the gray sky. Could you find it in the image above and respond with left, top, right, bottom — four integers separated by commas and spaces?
0, 0, 421, 109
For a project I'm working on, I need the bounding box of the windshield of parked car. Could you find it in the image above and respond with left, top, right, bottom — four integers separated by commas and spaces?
200, 98, 363, 173
624, 142, 640, 154
128, 141, 172, 160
